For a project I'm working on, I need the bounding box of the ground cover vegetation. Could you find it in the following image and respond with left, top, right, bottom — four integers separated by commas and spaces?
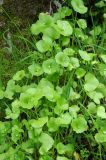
0, 0, 106, 159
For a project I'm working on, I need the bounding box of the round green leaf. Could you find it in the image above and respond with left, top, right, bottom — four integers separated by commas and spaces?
75, 68, 86, 78
87, 102, 97, 114
43, 27, 60, 40
19, 88, 39, 109
42, 59, 59, 74
21, 140, 35, 154
55, 52, 70, 67
12, 125, 23, 143
39, 133, 54, 155
79, 50, 91, 61
56, 142, 74, 155
96, 83, 106, 97
71, 0, 87, 14
30, 117, 48, 129
28, 63, 43, 76
71, 116, 88, 133
36, 40, 52, 53
63, 48, 75, 56
55, 97, 69, 114
62, 37, 70, 46
38, 78, 55, 101
84, 73, 99, 92
97, 106, 106, 119
74, 28, 86, 40
87, 91, 103, 104
4, 80, 17, 99
95, 1, 105, 8
57, 20, 73, 36
53, 7, 72, 21
42, 35, 52, 45
31, 22, 46, 35
103, 13, 106, 19
13, 70, 25, 81
47, 117, 60, 132
70, 57, 80, 68
77, 19, 87, 29
60, 112, 72, 125
39, 13, 53, 25
98, 63, 106, 77
69, 105, 80, 118
69, 88, 80, 100
90, 26, 101, 36
65, 144, 74, 155
56, 143, 66, 154
95, 132, 106, 143
6, 100, 20, 119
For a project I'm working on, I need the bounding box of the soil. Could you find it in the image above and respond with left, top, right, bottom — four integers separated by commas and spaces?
1, 0, 51, 29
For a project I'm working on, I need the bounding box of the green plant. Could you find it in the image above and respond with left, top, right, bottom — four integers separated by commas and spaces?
0, 1, 106, 159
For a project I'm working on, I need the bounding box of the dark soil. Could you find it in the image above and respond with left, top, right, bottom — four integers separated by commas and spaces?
1, 0, 52, 29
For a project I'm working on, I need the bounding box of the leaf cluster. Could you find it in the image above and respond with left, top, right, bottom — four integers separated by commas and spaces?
0, 1, 106, 159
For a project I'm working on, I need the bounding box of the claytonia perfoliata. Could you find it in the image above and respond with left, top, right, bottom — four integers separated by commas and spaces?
29, 117, 48, 129
42, 59, 59, 74
71, 116, 88, 133
55, 52, 70, 67
1, 5, 106, 160
79, 50, 91, 61
11, 125, 23, 143
28, 63, 43, 76
71, 0, 87, 14
97, 106, 106, 119
39, 133, 54, 155
84, 73, 99, 92
19, 88, 40, 109
77, 19, 87, 29
75, 68, 86, 78
13, 70, 25, 81
95, 132, 106, 143
36, 40, 52, 53
57, 20, 73, 36
56, 142, 74, 155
